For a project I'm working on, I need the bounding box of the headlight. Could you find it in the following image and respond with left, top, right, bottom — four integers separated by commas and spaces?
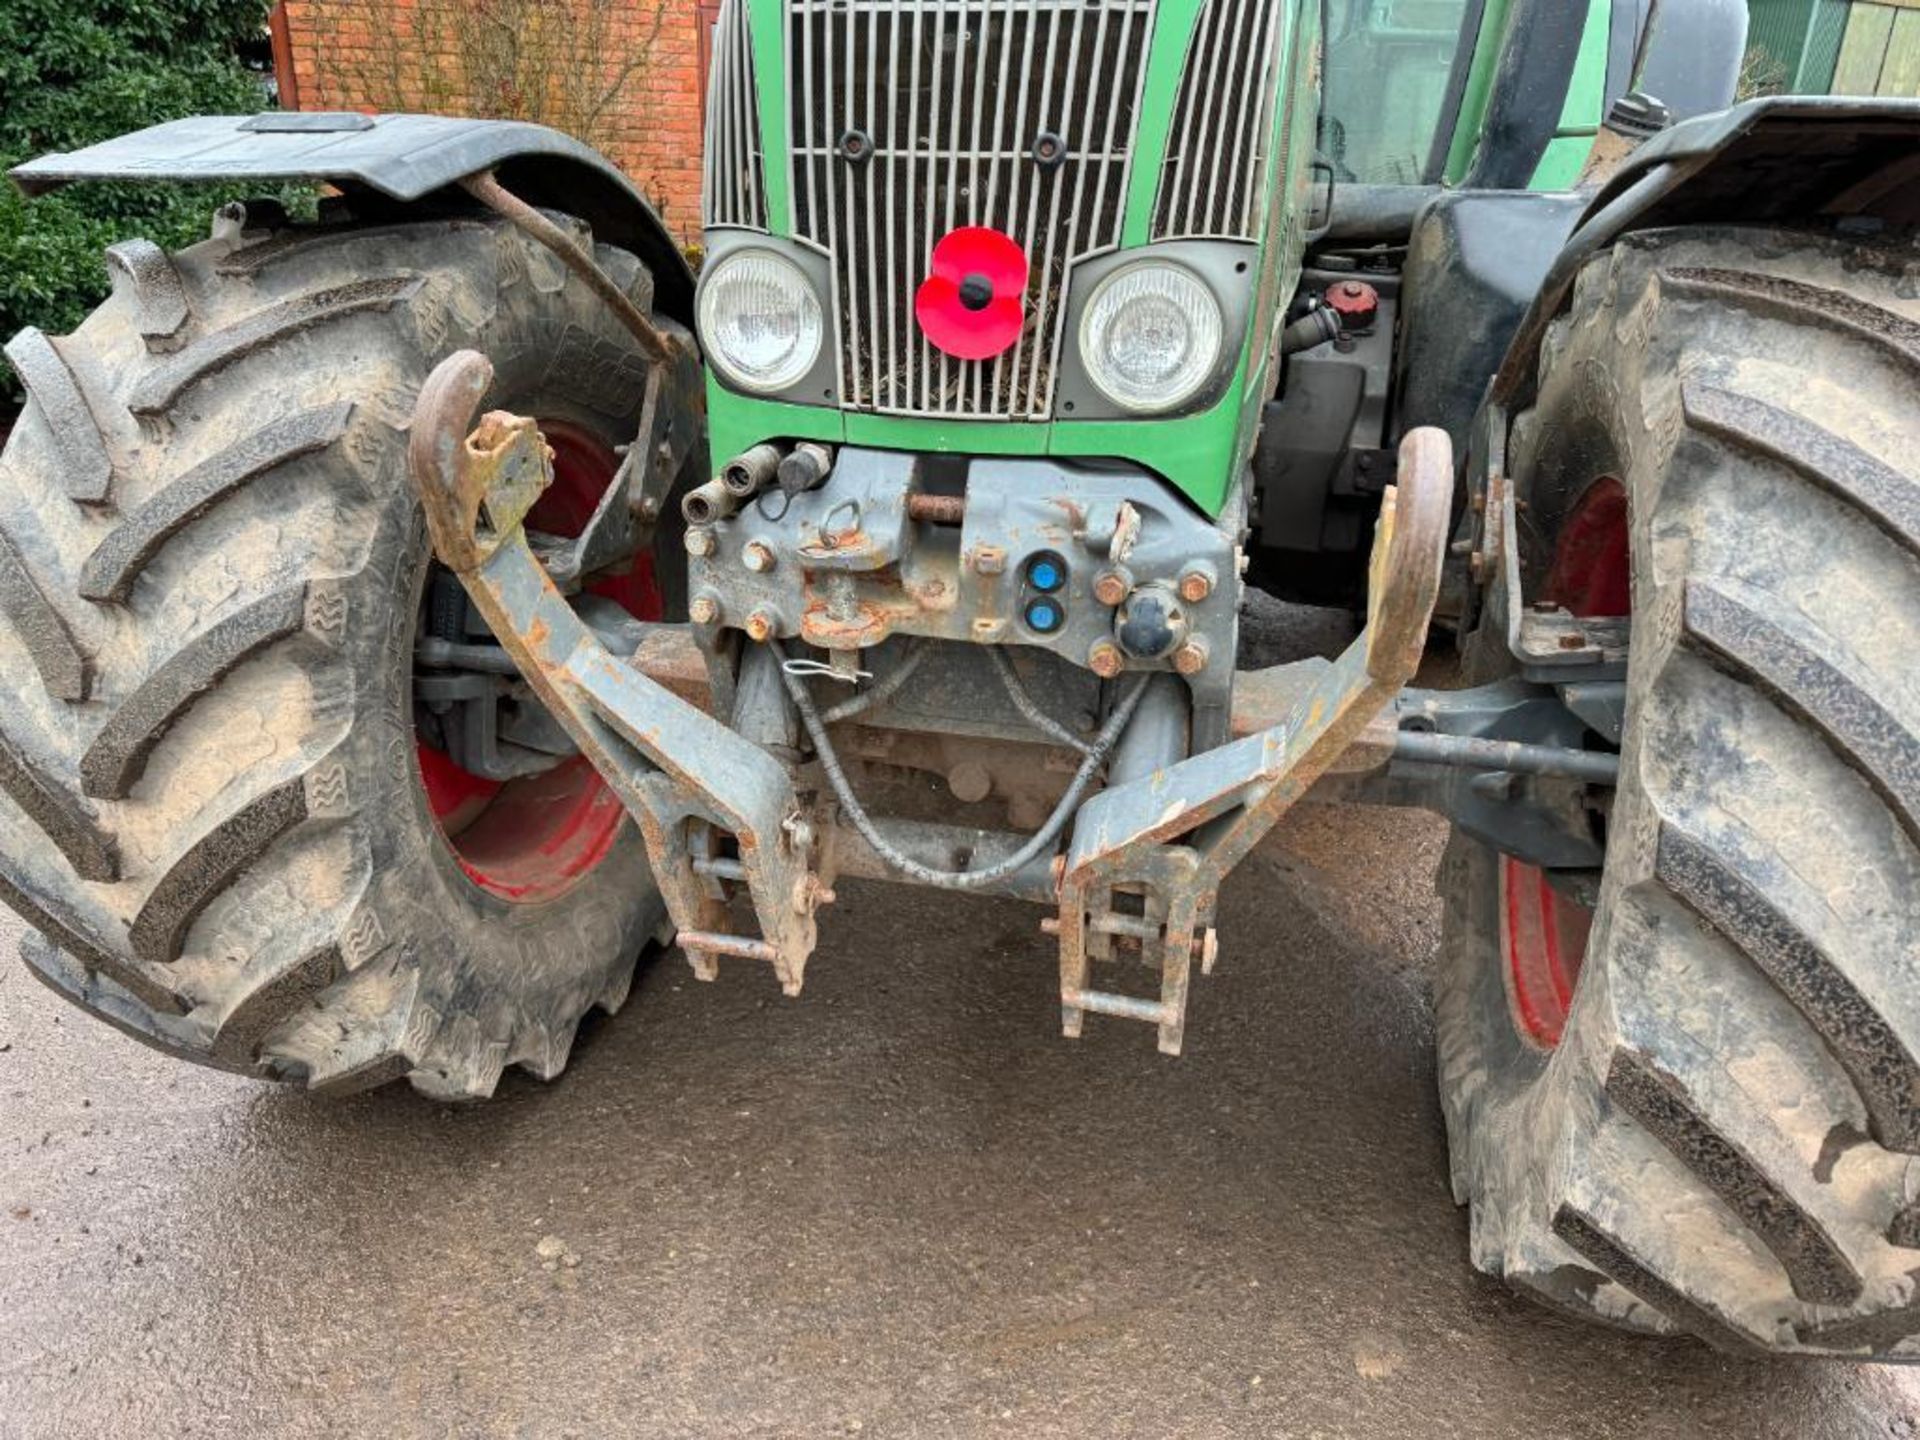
1077, 262, 1224, 413
698, 248, 824, 394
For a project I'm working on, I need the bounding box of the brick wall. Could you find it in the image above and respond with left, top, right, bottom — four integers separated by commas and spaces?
273, 0, 710, 238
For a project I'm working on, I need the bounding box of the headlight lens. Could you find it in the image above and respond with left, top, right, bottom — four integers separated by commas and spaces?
1078, 262, 1224, 413
698, 249, 824, 394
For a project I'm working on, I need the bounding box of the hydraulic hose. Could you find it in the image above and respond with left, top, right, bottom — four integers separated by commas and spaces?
819, 639, 932, 724
987, 647, 1097, 756
772, 640, 1150, 891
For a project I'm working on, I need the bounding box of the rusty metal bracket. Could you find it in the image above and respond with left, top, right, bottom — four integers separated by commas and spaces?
460, 170, 677, 365
1488, 456, 1630, 681
1053, 428, 1454, 1054
409, 350, 824, 994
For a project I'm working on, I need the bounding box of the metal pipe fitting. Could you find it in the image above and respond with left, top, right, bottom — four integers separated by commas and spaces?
721, 443, 782, 498
681, 476, 738, 526
1392, 729, 1620, 785
1279, 306, 1341, 357
776, 442, 835, 495
906, 492, 967, 525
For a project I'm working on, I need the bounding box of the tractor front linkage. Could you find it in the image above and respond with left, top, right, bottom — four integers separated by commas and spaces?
411, 348, 1607, 1054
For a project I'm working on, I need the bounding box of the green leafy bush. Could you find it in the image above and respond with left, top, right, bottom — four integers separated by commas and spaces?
0, 0, 281, 402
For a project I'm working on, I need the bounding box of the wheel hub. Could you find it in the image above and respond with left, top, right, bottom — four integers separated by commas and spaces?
1501, 477, 1628, 1048
414, 420, 657, 903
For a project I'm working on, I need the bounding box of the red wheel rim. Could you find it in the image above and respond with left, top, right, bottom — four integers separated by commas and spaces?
415, 420, 660, 903
1501, 478, 1626, 1048
1500, 857, 1596, 1048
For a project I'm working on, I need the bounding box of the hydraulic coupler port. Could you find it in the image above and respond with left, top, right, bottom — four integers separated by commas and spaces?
721, 443, 782, 499
682, 476, 738, 526
776, 442, 835, 495
1115, 581, 1190, 661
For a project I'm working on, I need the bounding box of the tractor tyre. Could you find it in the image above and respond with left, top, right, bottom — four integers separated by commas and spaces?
1435, 225, 1920, 1356
0, 205, 677, 1099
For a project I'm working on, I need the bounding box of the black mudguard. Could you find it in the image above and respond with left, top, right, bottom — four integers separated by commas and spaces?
1489, 96, 1920, 415
1396, 96, 1920, 456
1395, 190, 1586, 462
10, 112, 694, 320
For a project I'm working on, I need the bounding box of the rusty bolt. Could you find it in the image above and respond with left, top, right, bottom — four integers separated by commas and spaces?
745, 609, 777, 642
948, 760, 992, 804
1172, 637, 1210, 676
684, 527, 716, 557
1177, 563, 1216, 604
1558, 632, 1588, 651
743, 540, 776, 573
1039, 916, 1063, 936
1092, 568, 1130, 607
1196, 927, 1219, 976
1088, 639, 1124, 678
689, 594, 721, 625
972, 544, 1007, 576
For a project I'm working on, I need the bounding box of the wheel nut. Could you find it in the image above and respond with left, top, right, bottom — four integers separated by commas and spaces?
1172, 637, 1210, 675
689, 595, 720, 625
745, 609, 777, 642
743, 540, 775, 573
1177, 564, 1216, 604
1088, 639, 1124, 678
684, 527, 716, 557
1092, 568, 1130, 607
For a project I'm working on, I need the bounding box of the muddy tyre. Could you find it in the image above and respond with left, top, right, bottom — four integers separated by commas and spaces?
0, 206, 674, 1098
1436, 226, 1920, 1356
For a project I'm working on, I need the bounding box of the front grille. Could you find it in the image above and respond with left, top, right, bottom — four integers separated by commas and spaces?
704, 0, 767, 230
788, 0, 1160, 419
1152, 0, 1284, 240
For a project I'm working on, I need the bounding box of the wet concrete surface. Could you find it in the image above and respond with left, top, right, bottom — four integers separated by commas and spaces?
3, 608, 1919, 1437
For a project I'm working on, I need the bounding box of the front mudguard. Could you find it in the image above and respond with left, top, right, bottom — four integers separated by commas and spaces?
10, 112, 695, 321
1399, 95, 1920, 455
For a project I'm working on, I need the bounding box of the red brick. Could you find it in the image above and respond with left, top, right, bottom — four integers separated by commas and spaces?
280, 0, 709, 235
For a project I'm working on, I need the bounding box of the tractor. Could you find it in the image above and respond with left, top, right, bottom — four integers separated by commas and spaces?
3, 0, 1918, 1358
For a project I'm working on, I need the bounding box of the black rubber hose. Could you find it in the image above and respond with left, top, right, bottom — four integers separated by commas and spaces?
773, 640, 1150, 891
819, 639, 932, 724
987, 647, 1097, 756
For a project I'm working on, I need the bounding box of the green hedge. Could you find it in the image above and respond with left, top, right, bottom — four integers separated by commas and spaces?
0, 1, 283, 402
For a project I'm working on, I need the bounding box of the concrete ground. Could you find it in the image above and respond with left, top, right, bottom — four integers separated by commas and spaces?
2, 608, 1919, 1437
